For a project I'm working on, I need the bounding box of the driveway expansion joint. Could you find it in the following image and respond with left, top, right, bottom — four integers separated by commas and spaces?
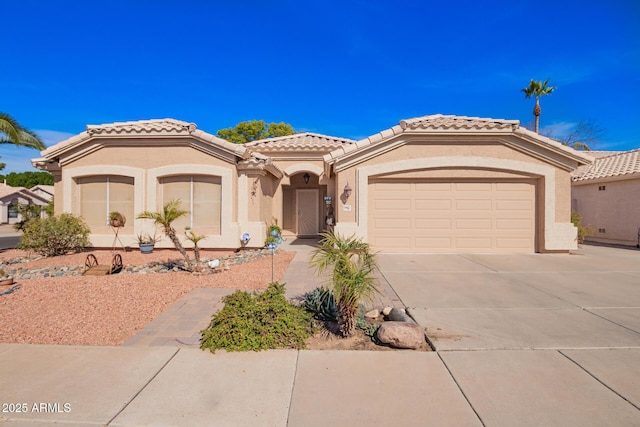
559, 350, 640, 412
106, 347, 181, 426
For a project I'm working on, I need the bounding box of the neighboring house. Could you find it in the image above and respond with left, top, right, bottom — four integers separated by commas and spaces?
32, 115, 591, 253
571, 149, 640, 247
0, 184, 50, 225
30, 184, 55, 201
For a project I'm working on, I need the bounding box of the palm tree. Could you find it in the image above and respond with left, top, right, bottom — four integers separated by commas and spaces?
521, 79, 555, 134
0, 113, 45, 150
310, 231, 380, 337
137, 199, 192, 269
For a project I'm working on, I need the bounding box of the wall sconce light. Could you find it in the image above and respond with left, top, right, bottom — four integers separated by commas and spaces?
303, 173, 310, 184
344, 182, 352, 198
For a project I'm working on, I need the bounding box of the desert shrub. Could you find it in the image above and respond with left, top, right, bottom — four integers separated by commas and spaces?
200, 282, 316, 353
303, 286, 338, 321
571, 210, 594, 245
18, 213, 91, 256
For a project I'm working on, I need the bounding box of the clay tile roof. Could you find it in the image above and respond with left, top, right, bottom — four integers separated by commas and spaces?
572, 148, 640, 182
399, 114, 519, 132
0, 185, 26, 199
86, 118, 196, 135
245, 132, 356, 151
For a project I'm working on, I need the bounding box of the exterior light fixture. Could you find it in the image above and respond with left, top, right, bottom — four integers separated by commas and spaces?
344, 182, 352, 198
303, 173, 310, 184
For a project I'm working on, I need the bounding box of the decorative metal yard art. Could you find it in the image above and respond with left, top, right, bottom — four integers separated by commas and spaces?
241, 232, 251, 250
82, 212, 125, 276
266, 228, 281, 282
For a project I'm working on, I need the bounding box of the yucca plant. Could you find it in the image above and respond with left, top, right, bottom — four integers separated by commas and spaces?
310, 231, 380, 337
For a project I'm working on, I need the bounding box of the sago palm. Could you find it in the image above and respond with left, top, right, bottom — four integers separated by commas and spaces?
310, 231, 380, 337
522, 79, 555, 134
137, 199, 192, 269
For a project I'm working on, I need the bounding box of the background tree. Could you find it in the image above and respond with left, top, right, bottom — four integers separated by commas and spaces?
531, 118, 604, 151
522, 79, 555, 134
0, 171, 54, 187
217, 120, 295, 144
557, 119, 604, 151
0, 113, 45, 171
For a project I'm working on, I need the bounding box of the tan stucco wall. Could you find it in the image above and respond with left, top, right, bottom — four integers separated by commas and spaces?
57, 140, 241, 248
332, 138, 577, 252
572, 177, 640, 246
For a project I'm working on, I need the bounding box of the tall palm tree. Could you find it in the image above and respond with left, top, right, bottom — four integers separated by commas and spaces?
137, 199, 192, 269
310, 231, 380, 337
521, 79, 555, 134
0, 113, 45, 150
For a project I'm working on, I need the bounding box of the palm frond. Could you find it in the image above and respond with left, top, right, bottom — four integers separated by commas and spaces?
0, 112, 45, 150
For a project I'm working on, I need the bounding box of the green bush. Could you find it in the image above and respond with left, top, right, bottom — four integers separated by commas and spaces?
18, 213, 91, 257
200, 282, 316, 353
571, 210, 594, 245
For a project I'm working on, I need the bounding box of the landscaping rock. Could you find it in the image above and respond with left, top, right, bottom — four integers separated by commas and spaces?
382, 306, 393, 316
386, 307, 415, 324
364, 309, 380, 319
376, 321, 425, 349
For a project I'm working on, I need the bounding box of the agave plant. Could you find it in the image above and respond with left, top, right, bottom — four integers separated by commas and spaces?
304, 286, 338, 321
310, 231, 380, 337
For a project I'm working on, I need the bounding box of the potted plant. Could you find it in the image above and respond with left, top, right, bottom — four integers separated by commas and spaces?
109, 211, 126, 228
136, 232, 159, 254
0, 269, 14, 288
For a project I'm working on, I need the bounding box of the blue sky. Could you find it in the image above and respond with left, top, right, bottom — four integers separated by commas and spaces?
2, 0, 639, 174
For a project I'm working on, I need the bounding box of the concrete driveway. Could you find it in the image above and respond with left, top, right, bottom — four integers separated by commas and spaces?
378, 244, 640, 351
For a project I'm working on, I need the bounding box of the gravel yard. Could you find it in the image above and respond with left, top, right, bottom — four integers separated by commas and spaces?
0, 249, 295, 346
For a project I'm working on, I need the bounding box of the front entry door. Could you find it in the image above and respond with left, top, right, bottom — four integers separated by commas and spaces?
296, 189, 318, 236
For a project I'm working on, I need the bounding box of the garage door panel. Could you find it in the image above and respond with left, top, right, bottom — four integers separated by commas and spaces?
456, 200, 492, 210
374, 199, 411, 210
415, 237, 453, 249
374, 182, 411, 192
369, 179, 535, 253
455, 218, 492, 229
415, 218, 452, 229
496, 199, 533, 210
455, 237, 493, 248
456, 182, 492, 191
415, 199, 452, 210
496, 218, 533, 230
373, 218, 411, 230
375, 236, 412, 248
415, 182, 451, 191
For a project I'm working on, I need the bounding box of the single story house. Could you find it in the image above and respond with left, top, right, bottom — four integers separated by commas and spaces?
32, 114, 592, 253
30, 184, 55, 201
0, 184, 50, 225
571, 149, 640, 247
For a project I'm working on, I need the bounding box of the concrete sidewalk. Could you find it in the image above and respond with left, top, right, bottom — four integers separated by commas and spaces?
1, 242, 639, 425
1, 344, 638, 426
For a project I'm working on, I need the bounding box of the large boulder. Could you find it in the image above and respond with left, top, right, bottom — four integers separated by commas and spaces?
376, 321, 425, 349
385, 308, 415, 324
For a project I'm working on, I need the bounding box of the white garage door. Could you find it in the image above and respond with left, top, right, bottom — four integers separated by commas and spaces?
368, 180, 536, 253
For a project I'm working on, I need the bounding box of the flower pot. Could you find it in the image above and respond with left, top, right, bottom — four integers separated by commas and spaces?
109, 213, 126, 228
139, 243, 154, 254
